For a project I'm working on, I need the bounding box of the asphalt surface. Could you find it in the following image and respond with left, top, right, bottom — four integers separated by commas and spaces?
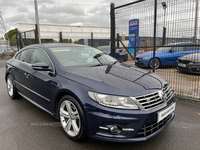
0, 59, 7, 68
1, 66, 200, 150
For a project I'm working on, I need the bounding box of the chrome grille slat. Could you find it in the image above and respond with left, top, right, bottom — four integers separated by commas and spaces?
137, 95, 158, 102
168, 91, 173, 97
141, 97, 161, 105
145, 101, 163, 108
167, 92, 173, 101
166, 89, 172, 95
135, 85, 173, 110
135, 92, 158, 100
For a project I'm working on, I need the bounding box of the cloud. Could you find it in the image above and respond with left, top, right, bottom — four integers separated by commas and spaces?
0, 0, 113, 34
39, 3, 85, 16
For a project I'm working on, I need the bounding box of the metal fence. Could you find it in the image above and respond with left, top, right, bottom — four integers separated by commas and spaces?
111, 0, 200, 101
16, 25, 110, 50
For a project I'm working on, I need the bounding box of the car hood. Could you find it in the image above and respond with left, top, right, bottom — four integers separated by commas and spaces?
60, 63, 168, 97
179, 53, 200, 62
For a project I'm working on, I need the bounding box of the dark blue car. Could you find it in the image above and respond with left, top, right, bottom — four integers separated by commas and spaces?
135, 42, 199, 69
5, 43, 175, 142
97, 46, 128, 62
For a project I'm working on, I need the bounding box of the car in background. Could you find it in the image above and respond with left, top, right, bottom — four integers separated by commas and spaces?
0, 49, 15, 57
97, 46, 128, 62
135, 42, 200, 69
177, 52, 200, 74
5, 43, 175, 142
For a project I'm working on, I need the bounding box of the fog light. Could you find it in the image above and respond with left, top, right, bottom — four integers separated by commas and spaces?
109, 125, 122, 135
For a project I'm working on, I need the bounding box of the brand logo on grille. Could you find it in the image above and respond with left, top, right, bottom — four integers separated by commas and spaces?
146, 98, 151, 103
158, 90, 167, 102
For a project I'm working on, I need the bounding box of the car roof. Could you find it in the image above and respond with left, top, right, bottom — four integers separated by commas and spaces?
165, 41, 196, 46
23, 43, 87, 49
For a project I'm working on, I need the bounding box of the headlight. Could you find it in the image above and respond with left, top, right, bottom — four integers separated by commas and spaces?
193, 61, 200, 64
142, 57, 149, 60
88, 91, 139, 109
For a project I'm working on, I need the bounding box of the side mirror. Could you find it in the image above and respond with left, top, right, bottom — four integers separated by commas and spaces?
168, 49, 173, 53
32, 62, 52, 71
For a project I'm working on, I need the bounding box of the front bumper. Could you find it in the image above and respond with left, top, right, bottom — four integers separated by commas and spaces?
177, 64, 200, 74
86, 97, 175, 142
135, 58, 149, 68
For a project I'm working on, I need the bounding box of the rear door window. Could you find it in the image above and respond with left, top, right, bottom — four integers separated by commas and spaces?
173, 46, 183, 52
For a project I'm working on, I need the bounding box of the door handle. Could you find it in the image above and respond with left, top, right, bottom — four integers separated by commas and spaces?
24, 73, 30, 78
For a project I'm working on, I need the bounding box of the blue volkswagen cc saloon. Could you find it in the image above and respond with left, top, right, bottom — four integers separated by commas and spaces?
135, 42, 199, 69
5, 43, 175, 142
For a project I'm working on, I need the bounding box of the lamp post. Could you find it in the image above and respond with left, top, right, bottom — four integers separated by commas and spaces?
34, 0, 41, 44
162, 2, 167, 46
194, 0, 199, 43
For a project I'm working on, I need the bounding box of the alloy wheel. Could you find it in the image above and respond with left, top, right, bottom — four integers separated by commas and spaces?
7, 77, 13, 97
150, 58, 160, 69
60, 100, 81, 137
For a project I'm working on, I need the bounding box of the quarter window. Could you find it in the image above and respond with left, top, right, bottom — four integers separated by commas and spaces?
15, 53, 21, 60
19, 49, 33, 63
173, 46, 183, 52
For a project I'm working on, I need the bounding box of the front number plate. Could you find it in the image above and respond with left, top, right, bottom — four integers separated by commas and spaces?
157, 102, 176, 122
178, 63, 186, 67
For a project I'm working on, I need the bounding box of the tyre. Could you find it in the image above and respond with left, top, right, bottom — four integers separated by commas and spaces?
124, 55, 128, 62
6, 75, 20, 99
149, 58, 160, 69
59, 95, 86, 141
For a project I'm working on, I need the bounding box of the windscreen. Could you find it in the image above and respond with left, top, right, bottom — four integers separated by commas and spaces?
156, 47, 171, 52
49, 46, 116, 67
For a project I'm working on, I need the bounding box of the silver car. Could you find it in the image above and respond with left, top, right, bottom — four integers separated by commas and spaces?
0, 49, 15, 57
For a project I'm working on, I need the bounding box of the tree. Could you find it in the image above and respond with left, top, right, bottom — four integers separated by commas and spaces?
69, 39, 72, 43
74, 41, 79, 44
63, 39, 69, 43
4, 28, 18, 46
5, 28, 18, 41
10, 34, 17, 46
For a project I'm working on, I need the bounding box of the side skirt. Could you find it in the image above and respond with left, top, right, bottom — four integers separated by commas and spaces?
18, 91, 56, 117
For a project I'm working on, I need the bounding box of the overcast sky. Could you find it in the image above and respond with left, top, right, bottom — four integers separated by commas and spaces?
0, 0, 199, 40
0, 0, 133, 37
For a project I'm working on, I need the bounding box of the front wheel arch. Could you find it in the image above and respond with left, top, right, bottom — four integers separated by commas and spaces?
54, 90, 85, 119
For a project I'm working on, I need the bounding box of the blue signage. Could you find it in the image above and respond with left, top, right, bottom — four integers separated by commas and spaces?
129, 19, 139, 53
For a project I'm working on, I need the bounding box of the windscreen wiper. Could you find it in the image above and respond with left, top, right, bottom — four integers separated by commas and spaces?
105, 60, 118, 74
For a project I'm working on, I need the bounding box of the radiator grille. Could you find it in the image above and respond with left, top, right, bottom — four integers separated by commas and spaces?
135, 85, 173, 110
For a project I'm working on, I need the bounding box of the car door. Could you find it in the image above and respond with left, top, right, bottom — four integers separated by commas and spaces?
11, 49, 33, 95
166, 46, 184, 64
24, 48, 55, 110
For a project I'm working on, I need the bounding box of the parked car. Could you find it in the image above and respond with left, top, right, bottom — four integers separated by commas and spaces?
97, 46, 128, 62
177, 52, 200, 74
5, 43, 175, 142
0, 49, 15, 57
135, 42, 199, 69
